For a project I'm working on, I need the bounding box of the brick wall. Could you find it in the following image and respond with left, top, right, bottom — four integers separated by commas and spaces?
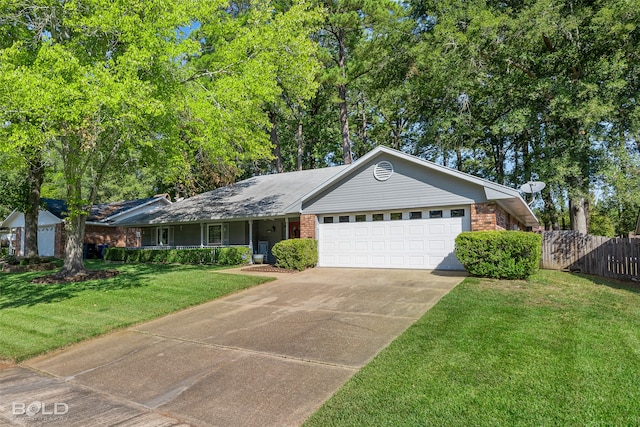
471, 202, 498, 231
13, 224, 140, 258
471, 202, 525, 231
85, 225, 142, 248
14, 227, 22, 256
299, 214, 317, 239
496, 206, 509, 231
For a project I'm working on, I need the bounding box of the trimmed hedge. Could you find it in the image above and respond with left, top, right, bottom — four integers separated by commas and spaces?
271, 239, 318, 271
104, 246, 251, 266
455, 231, 542, 279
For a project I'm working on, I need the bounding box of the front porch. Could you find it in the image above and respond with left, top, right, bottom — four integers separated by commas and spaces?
128, 217, 303, 264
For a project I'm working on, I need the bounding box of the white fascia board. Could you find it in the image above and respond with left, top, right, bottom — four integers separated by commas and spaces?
0, 209, 20, 228
1, 209, 63, 228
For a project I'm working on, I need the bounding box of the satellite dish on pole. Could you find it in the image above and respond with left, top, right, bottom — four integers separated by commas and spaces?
520, 181, 546, 194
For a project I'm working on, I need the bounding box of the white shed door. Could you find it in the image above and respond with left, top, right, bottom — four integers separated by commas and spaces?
37, 226, 56, 257
318, 216, 469, 270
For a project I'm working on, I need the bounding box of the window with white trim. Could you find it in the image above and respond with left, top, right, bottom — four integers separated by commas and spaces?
156, 227, 169, 245
208, 224, 223, 245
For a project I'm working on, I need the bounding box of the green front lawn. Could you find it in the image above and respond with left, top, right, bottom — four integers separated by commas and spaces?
305, 270, 640, 426
0, 261, 272, 362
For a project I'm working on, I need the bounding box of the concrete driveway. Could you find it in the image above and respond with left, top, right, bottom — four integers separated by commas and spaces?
0, 268, 464, 427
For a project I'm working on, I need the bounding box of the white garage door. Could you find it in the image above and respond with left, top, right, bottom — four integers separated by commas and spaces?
37, 226, 56, 257
318, 214, 469, 270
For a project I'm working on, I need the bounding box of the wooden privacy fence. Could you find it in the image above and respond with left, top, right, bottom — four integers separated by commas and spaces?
541, 231, 640, 281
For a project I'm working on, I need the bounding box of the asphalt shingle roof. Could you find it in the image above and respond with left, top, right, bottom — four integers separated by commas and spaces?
40, 197, 164, 223
115, 166, 350, 226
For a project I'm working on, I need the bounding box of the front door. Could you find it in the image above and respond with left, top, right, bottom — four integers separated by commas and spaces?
288, 221, 300, 239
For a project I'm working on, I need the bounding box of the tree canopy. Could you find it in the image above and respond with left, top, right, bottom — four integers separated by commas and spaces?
1, 0, 639, 256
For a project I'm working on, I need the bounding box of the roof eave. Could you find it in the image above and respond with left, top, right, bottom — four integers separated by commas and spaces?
102, 197, 172, 222
0, 209, 19, 228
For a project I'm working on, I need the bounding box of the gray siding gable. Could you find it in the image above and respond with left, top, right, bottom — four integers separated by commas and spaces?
301, 154, 488, 214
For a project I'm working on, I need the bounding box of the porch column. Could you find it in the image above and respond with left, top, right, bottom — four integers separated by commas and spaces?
285, 217, 289, 240
200, 222, 204, 247
248, 220, 254, 264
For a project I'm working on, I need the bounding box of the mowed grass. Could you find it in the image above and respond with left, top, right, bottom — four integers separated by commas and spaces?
305, 270, 640, 426
0, 261, 272, 362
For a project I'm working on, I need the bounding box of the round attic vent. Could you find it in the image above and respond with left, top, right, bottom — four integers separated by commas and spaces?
373, 161, 394, 181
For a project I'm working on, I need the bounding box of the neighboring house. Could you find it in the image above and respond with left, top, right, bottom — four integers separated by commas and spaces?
115, 147, 539, 270
0, 195, 171, 257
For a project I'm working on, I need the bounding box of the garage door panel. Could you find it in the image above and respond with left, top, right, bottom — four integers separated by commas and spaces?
338, 228, 352, 238
372, 226, 385, 236
323, 241, 337, 251
319, 212, 469, 270
409, 240, 424, 251
409, 256, 425, 266
372, 240, 385, 250
355, 241, 368, 251
409, 225, 424, 234
372, 255, 386, 264
390, 256, 405, 265
390, 226, 404, 236
355, 227, 368, 236
390, 241, 404, 251
429, 224, 445, 234
354, 255, 368, 265
429, 240, 445, 251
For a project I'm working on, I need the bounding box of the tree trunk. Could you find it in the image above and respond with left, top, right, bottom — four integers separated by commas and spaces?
23, 154, 44, 257
542, 191, 559, 230
337, 28, 352, 165
338, 83, 351, 164
60, 214, 87, 276
392, 118, 401, 150
270, 111, 283, 173
296, 111, 303, 171
569, 196, 588, 234
361, 101, 368, 152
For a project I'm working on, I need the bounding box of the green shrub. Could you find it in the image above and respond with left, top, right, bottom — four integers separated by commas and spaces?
218, 246, 251, 265
104, 247, 251, 265
272, 239, 318, 271
455, 231, 542, 279
104, 247, 126, 261
4, 254, 19, 265
0, 248, 8, 259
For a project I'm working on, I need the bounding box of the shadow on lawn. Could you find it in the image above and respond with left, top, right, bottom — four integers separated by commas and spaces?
0, 263, 192, 310
569, 272, 640, 295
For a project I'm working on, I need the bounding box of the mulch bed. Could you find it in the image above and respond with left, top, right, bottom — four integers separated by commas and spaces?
240, 264, 297, 274
31, 269, 120, 284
